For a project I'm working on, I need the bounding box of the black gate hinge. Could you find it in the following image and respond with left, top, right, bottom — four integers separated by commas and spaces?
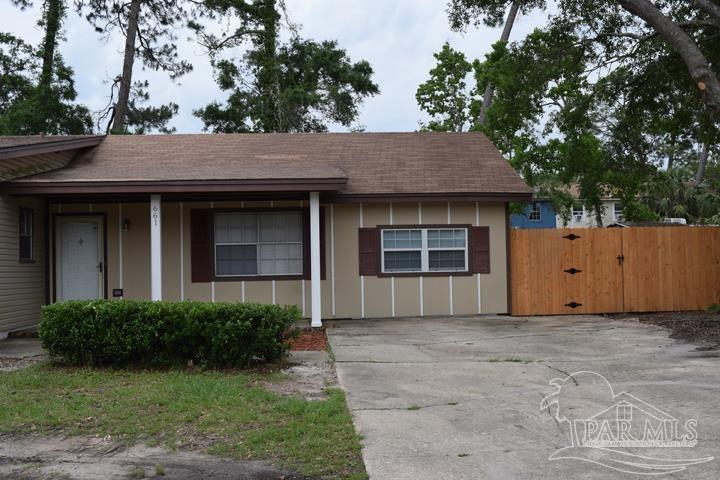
565, 301, 583, 308
563, 267, 582, 275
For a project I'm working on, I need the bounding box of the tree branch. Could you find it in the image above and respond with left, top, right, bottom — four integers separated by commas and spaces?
692, 0, 720, 26
478, 1, 520, 126
618, 0, 720, 115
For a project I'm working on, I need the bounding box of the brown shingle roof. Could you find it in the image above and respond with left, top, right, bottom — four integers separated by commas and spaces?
6, 132, 530, 197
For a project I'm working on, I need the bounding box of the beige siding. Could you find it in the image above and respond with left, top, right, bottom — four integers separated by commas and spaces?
44, 199, 509, 319
161, 202, 181, 301
0, 195, 45, 334
119, 203, 151, 300
480, 204, 508, 313
331, 204, 362, 318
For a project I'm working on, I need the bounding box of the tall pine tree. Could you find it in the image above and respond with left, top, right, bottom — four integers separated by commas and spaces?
194, 0, 378, 133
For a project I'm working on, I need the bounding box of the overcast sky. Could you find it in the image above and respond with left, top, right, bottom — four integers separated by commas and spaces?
3, 0, 547, 133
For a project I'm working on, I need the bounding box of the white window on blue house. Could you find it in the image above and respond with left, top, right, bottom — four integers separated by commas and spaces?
528, 202, 542, 221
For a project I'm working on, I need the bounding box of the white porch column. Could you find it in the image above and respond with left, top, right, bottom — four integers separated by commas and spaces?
150, 194, 162, 301
310, 191, 322, 327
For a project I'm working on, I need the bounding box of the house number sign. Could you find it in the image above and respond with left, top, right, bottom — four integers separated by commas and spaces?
152, 205, 160, 226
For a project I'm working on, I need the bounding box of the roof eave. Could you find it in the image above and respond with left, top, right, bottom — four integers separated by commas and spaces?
0, 177, 348, 195
0, 136, 106, 160
324, 192, 533, 203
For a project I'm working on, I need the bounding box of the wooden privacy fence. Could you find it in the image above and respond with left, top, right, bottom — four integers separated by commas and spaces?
510, 226, 720, 316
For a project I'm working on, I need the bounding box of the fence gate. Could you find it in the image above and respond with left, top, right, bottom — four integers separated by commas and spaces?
621, 227, 720, 312
510, 226, 720, 316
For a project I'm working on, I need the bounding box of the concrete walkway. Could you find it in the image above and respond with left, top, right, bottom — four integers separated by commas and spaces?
0, 338, 45, 371
327, 315, 720, 480
0, 338, 44, 358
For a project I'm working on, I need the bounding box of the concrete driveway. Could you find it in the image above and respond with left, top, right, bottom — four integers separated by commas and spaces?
327, 316, 720, 480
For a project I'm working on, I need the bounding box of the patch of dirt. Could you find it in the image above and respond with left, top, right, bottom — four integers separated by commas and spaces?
614, 311, 720, 348
0, 356, 42, 372
261, 351, 337, 401
0, 434, 313, 480
288, 329, 327, 351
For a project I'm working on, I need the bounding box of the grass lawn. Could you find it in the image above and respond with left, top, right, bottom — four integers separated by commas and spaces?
0, 363, 366, 480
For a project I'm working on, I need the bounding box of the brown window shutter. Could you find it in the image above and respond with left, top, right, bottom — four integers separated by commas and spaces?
190, 209, 214, 282
358, 227, 379, 276
469, 226, 490, 274
302, 207, 327, 280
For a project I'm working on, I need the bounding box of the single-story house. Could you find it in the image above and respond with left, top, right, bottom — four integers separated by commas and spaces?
0, 132, 531, 335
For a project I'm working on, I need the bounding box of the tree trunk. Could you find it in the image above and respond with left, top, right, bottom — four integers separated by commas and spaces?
593, 200, 604, 227
38, 0, 63, 97
477, 1, 520, 126
666, 133, 676, 170
257, 0, 281, 132
692, 141, 710, 187
618, 0, 720, 116
110, 0, 142, 133
37, 0, 64, 132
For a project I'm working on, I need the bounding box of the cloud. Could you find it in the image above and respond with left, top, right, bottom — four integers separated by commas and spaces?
1, 0, 548, 133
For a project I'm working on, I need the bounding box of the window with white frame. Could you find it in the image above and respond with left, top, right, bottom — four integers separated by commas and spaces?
528, 202, 542, 221
214, 211, 302, 276
381, 227, 468, 273
614, 202, 624, 222
572, 203, 585, 222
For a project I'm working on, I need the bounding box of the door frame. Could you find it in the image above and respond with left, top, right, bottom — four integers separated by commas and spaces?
52, 212, 108, 302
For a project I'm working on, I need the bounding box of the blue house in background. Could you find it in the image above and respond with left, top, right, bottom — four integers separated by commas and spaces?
511, 200, 557, 229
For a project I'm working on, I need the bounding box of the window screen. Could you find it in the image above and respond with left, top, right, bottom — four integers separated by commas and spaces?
382, 227, 468, 273
214, 212, 302, 276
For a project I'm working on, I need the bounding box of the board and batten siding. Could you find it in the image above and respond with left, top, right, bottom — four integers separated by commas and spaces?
0, 194, 45, 336
47, 200, 509, 318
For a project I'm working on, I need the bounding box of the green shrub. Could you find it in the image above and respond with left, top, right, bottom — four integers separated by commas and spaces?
39, 300, 301, 368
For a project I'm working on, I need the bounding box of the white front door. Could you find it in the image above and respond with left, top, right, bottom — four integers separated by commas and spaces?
56, 216, 104, 301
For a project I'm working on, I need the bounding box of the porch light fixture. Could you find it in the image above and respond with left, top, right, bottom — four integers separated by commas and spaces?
123, 219, 131, 232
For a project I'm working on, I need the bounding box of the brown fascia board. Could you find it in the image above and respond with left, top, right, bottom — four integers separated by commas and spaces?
0, 136, 105, 160
0, 177, 348, 195
2, 182, 531, 202
324, 192, 533, 203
